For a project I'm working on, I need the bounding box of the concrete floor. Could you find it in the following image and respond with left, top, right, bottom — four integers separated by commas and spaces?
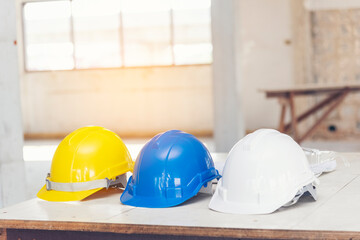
22, 138, 360, 201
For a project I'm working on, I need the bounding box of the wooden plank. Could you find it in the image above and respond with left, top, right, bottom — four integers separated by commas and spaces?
1, 221, 360, 240
0, 228, 6, 240
24, 129, 214, 140
261, 83, 354, 92
263, 86, 355, 98
6, 229, 231, 240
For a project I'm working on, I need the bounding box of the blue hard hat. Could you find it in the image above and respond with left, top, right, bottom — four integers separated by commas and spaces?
120, 130, 220, 208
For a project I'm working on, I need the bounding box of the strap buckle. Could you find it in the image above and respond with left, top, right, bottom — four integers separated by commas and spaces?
45, 173, 51, 191
283, 183, 317, 207
105, 175, 127, 189
45, 173, 127, 192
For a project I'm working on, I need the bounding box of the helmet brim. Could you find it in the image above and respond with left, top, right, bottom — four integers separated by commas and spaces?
209, 176, 317, 214
37, 185, 103, 202
121, 171, 220, 208
120, 189, 185, 208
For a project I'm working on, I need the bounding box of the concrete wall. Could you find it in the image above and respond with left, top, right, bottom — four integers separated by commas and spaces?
239, 0, 295, 131
20, 65, 214, 138
0, 0, 26, 208
16, 0, 295, 138
211, 0, 245, 151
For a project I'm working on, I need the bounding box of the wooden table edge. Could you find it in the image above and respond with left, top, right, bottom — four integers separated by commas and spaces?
0, 220, 359, 240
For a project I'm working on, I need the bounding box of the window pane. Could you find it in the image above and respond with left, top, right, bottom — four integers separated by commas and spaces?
172, 0, 212, 65
122, 0, 172, 66
72, 0, 122, 68
23, 1, 74, 71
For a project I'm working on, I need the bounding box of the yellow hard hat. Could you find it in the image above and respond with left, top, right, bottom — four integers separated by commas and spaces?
37, 126, 134, 202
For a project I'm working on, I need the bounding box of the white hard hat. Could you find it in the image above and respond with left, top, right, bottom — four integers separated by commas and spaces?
209, 129, 318, 214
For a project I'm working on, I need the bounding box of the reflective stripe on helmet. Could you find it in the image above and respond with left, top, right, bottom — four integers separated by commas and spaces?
45, 174, 127, 192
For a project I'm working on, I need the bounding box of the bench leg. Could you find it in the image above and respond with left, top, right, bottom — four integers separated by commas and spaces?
289, 92, 298, 141
279, 99, 287, 132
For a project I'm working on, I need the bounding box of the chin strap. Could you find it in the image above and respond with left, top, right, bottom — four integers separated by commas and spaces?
283, 183, 317, 207
199, 180, 216, 194
45, 173, 127, 192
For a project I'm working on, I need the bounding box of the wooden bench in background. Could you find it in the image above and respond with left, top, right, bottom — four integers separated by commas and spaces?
263, 84, 360, 143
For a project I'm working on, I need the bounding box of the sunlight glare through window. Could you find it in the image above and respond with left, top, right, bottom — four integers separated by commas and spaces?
23, 0, 212, 70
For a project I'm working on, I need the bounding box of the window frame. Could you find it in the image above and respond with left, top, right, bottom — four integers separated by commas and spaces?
21, 0, 212, 72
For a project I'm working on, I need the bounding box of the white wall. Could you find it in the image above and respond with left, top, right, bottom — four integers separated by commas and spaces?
239, 0, 295, 131
20, 65, 214, 137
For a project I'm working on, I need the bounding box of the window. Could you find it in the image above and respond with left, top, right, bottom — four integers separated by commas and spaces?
23, 1, 73, 70
72, 0, 122, 68
23, 0, 212, 71
172, 0, 212, 65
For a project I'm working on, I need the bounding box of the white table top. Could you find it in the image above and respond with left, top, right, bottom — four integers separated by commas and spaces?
0, 153, 359, 239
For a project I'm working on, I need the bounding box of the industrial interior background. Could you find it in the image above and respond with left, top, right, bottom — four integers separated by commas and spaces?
1, 0, 360, 208
19, 0, 360, 140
